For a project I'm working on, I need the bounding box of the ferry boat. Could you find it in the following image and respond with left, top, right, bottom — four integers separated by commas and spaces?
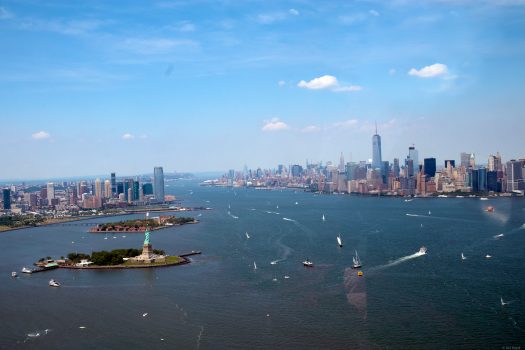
48, 279, 60, 287
21, 267, 32, 274
303, 258, 314, 267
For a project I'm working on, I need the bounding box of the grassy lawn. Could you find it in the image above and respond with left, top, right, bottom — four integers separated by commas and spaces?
121, 255, 183, 266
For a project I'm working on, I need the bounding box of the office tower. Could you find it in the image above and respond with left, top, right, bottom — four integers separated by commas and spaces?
372, 125, 382, 169
127, 188, 133, 204
153, 166, 165, 202
424, 158, 437, 178
460, 152, 471, 168
291, 165, 303, 178
95, 178, 102, 198
393, 158, 400, 178
47, 182, 55, 200
2, 188, 11, 210
444, 160, 455, 168
142, 183, 153, 195
110, 172, 116, 196
381, 161, 390, 184
104, 180, 111, 198
487, 171, 499, 192
407, 146, 419, 175
139, 183, 144, 201
339, 152, 345, 172
506, 159, 524, 192
406, 159, 414, 177
40, 187, 47, 199
469, 154, 476, 168
133, 181, 140, 201
488, 153, 502, 172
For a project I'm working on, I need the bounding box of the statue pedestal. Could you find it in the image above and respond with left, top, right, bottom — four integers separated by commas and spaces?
142, 243, 153, 258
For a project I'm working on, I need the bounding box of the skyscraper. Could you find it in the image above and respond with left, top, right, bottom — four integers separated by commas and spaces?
153, 166, 165, 202
423, 158, 436, 178
407, 146, 419, 175
2, 188, 11, 210
372, 124, 382, 169
47, 182, 55, 200
104, 180, 111, 198
110, 172, 116, 196
460, 152, 471, 168
95, 178, 102, 198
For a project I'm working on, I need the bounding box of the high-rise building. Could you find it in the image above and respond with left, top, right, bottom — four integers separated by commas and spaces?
153, 166, 165, 202
488, 153, 502, 172
110, 172, 117, 196
506, 159, 524, 192
393, 158, 400, 177
372, 125, 382, 169
291, 165, 303, 178
444, 160, 455, 168
407, 146, 419, 175
2, 188, 11, 210
47, 182, 55, 200
423, 158, 436, 178
104, 180, 111, 198
487, 171, 499, 192
460, 152, 471, 168
142, 183, 153, 195
95, 178, 102, 198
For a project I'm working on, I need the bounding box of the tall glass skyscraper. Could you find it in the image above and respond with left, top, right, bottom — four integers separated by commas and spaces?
407, 146, 419, 175
372, 125, 382, 169
153, 166, 165, 202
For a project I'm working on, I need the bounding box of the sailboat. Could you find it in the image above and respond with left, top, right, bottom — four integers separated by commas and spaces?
253, 261, 257, 270
461, 253, 467, 260
337, 234, 343, 248
352, 250, 362, 269
245, 232, 250, 239
322, 214, 325, 222
428, 210, 432, 215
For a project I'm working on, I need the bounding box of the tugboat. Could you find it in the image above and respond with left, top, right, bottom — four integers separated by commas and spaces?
303, 258, 314, 267
48, 279, 60, 287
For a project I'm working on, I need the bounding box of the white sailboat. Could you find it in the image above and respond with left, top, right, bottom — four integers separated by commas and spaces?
461, 253, 467, 260
322, 214, 325, 222
337, 234, 343, 248
352, 250, 362, 269
253, 261, 257, 270
245, 232, 250, 239
428, 210, 432, 215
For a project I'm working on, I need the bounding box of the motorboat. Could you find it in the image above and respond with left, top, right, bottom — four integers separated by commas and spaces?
419, 246, 427, 255
337, 234, 343, 248
480, 197, 489, 201
303, 259, 314, 267
21, 267, 32, 274
486, 206, 494, 212
352, 251, 362, 268
357, 271, 363, 277
322, 214, 325, 222
11, 271, 17, 277
461, 253, 467, 260
485, 254, 492, 259
48, 279, 60, 287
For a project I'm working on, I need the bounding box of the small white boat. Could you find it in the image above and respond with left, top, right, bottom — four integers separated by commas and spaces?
461, 253, 467, 260
418, 246, 427, 255
11, 271, 17, 277
303, 259, 314, 267
480, 197, 489, 201
428, 210, 432, 215
276, 205, 279, 209
253, 261, 257, 270
352, 251, 362, 268
337, 234, 343, 248
485, 254, 492, 259
295, 202, 298, 205
245, 232, 250, 239
48, 279, 60, 287
322, 214, 325, 222
21, 267, 32, 274
284, 275, 290, 279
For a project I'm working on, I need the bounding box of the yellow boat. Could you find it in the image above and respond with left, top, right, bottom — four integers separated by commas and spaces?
357, 271, 363, 277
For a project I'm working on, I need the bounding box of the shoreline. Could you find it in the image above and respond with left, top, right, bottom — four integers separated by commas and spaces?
58, 256, 191, 270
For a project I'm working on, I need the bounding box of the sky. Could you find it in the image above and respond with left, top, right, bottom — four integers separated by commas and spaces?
1, 0, 525, 180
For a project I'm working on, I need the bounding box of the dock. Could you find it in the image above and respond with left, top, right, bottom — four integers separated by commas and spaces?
180, 251, 202, 258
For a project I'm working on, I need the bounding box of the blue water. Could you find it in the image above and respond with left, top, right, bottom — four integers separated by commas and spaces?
1, 181, 524, 349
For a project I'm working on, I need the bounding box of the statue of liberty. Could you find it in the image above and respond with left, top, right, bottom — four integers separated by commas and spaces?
144, 226, 151, 245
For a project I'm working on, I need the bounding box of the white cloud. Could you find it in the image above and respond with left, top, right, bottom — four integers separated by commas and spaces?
262, 118, 289, 132
369, 9, 380, 16
408, 63, 449, 78
333, 119, 359, 128
31, 131, 50, 140
298, 75, 362, 92
301, 125, 321, 133
278, 80, 286, 87
298, 75, 338, 90
289, 8, 299, 16
122, 133, 135, 140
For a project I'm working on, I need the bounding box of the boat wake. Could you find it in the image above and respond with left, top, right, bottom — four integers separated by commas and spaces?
493, 233, 504, 239
265, 211, 280, 215
405, 213, 420, 217
227, 211, 239, 219
24, 329, 52, 342
369, 249, 426, 272
282, 217, 295, 222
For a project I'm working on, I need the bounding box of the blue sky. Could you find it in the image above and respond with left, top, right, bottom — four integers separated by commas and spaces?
1, 0, 524, 179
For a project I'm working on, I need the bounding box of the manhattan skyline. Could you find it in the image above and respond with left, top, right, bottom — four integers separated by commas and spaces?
1, 1, 525, 179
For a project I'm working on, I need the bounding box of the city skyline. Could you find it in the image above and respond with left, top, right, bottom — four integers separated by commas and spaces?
2, 1, 525, 179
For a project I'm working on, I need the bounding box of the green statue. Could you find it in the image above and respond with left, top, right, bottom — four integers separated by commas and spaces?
144, 227, 150, 245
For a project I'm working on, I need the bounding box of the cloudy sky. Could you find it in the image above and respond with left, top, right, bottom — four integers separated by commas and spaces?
1, 0, 524, 179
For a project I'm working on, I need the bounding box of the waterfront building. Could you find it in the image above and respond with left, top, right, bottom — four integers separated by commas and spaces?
372, 126, 382, 169
487, 171, 499, 192
153, 166, 165, 202
424, 158, 437, 178
47, 182, 55, 200
506, 159, 524, 192
110, 172, 117, 196
95, 178, 102, 198
2, 188, 11, 210
104, 180, 111, 198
